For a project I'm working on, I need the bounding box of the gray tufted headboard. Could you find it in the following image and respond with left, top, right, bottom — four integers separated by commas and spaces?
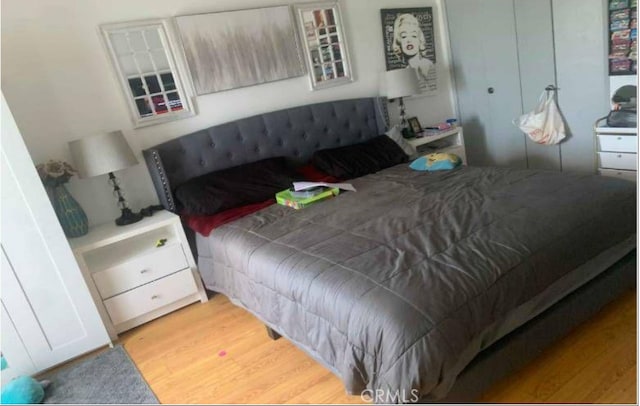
143, 97, 389, 212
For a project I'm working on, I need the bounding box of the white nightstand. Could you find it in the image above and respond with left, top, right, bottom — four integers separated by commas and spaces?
594, 118, 637, 182
70, 210, 208, 340
407, 127, 467, 164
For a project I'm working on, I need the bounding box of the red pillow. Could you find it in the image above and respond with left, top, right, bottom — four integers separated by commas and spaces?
183, 165, 337, 236
183, 199, 274, 236
296, 164, 340, 183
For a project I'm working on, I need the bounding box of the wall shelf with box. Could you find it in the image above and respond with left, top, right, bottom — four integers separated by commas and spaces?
70, 210, 208, 340
608, 0, 637, 76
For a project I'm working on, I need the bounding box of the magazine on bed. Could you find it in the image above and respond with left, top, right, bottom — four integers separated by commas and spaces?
292, 181, 356, 192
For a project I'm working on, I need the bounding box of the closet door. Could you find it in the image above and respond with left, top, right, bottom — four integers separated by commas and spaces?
447, 0, 605, 172
552, 0, 608, 173
446, 0, 527, 168
1, 295, 37, 383
514, 0, 561, 170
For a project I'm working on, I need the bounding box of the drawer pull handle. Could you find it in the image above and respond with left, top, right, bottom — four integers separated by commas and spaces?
617, 154, 622, 158
140, 269, 149, 274
156, 238, 168, 248
151, 294, 160, 300
617, 137, 622, 140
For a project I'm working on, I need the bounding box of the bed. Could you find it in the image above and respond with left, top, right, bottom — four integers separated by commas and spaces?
143, 97, 636, 403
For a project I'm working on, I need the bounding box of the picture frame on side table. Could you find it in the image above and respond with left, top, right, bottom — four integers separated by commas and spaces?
408, 117, 422, 135
294, 1, 354, 90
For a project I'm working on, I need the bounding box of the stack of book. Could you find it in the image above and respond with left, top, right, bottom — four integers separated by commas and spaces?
275, 186, 340, 210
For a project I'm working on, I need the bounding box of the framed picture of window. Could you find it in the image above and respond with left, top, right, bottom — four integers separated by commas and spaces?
294, 1, 354, 90
101, 19, 196, 128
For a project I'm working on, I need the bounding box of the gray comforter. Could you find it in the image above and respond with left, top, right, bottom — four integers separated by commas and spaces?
196, 165, 635, 402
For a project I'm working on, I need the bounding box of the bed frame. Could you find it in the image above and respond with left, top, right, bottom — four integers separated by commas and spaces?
143, 97, 636, 402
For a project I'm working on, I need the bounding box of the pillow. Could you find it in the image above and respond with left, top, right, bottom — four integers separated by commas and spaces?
386, 125, 417, 157
296, 163, 341, 183
175, 157, 302, 215
409, 153, 462, 171
311, 135, 408, 179
182, 199, 275, 236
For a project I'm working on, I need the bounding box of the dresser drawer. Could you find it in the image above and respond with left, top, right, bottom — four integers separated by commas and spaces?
598, 134, 638, 153
599, 169, 637, 182
598, 152, 637, 170
93, 243, 188, 299
103, 269, 197, 326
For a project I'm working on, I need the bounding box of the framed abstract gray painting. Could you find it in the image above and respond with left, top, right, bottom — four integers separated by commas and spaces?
175, 6, 306, 95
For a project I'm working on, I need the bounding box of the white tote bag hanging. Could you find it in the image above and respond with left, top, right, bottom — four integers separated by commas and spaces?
513, 88, 566, 145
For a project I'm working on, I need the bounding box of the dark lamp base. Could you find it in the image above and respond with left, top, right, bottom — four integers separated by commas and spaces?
115, 208, 144, 226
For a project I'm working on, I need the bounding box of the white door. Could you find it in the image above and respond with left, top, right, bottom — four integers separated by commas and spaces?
0, 93, 110, 374
1, 296, 37, 384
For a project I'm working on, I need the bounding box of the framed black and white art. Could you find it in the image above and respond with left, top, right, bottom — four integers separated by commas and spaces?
380, 8, 437, 95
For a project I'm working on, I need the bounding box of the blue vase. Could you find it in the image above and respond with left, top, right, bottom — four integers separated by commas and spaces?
48, 185, 88, 238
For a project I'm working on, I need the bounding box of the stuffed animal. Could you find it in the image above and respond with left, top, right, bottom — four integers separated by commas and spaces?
1, 376, 49, 404
1, 355, 50, 404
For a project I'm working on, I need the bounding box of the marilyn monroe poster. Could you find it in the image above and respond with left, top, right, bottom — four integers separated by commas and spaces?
381, 8, 437, 94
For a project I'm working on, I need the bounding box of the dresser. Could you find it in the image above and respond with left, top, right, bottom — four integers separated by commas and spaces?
70, 211, 208, 340
594, 117, 637, 182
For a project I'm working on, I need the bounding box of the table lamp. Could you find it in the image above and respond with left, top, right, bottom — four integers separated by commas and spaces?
68, 130, 143, 226
384, 68, 420, 136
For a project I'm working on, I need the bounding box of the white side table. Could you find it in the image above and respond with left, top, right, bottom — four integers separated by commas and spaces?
407, 127, 467, 164
594, 117, 637, 182
70, 210, 208, 340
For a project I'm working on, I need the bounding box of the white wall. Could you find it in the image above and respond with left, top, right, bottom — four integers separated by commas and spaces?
1, 0, 455, 226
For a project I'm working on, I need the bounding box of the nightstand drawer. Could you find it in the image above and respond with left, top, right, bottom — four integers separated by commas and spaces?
598, 152, 637, 170
598, 169, 637, 182
103, 269, 197, 326
93, 243, 188, 299
598, 134, 637, 153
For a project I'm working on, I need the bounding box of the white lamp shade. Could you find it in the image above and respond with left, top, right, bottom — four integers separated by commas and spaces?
68, 131, 138, 178
384, 68, 420, 99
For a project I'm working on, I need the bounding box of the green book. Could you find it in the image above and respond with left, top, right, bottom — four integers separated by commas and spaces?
275, 187, 340, 209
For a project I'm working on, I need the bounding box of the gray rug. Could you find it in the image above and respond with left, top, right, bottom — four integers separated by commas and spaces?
41, 345, 158, 404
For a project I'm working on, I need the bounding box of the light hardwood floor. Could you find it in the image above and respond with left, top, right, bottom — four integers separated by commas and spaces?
121, 290, 637, 404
